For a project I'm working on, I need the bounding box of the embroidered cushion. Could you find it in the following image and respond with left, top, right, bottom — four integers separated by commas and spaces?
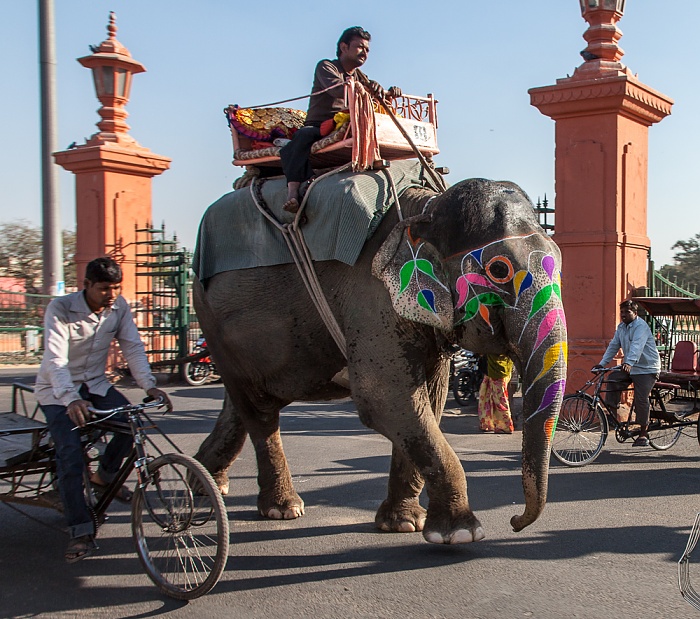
227, 106, 306, 141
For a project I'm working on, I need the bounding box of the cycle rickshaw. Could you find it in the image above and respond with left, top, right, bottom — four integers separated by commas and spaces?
0, 383, 229, 600
551, 296, 700, 467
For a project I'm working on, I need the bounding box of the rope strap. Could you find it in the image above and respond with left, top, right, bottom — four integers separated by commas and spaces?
249, 171, 350, 358
231, 81, 348, 111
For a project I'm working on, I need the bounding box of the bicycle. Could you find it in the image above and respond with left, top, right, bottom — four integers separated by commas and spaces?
0, 385, 229, 600
551, 368, 700, 466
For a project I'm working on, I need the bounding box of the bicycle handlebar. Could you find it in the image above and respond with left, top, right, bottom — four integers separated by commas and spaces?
87, 396, 165, 417
71, 397, 166, 430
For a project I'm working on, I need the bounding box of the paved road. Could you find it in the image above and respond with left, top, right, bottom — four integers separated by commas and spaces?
0, 367, 698, 618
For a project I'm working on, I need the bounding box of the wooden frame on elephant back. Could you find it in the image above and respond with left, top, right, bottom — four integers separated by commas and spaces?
227, 87, 440, 170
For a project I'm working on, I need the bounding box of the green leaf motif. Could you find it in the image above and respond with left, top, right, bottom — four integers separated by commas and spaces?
475, 292, 506, 307
553, 281, 562, 299
398, 261, 416, 295
456, 292, 505, 325
529, 285, 553, 318
415, 259, 438, 281
459, 296, 480, 323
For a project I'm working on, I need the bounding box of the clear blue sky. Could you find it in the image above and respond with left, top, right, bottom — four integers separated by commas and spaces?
1, 1, 696, 266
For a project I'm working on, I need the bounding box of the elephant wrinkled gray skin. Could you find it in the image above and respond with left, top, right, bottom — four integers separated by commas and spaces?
193, 178, 567, 544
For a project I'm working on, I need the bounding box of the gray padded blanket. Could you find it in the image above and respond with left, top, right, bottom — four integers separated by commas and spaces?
192, 160, 430, 280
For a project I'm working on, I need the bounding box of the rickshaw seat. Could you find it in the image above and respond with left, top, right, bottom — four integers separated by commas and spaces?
671, 340, 698, 373
654, 381, 680, 390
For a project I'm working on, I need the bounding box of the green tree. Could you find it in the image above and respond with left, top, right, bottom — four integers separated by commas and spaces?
0, 220, 77, 292
659, 233, 700, 292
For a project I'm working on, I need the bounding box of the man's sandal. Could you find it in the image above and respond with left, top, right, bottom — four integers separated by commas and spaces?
65, 535, 97, 564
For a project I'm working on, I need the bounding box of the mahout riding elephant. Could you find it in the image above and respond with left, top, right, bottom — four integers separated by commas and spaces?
193, 177, 567, 544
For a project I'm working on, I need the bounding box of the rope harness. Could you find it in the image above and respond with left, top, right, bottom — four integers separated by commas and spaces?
249, 165, 352, 357
233, 82, 343, 110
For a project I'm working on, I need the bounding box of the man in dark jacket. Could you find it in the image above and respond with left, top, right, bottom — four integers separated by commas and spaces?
280, 26, 400, 213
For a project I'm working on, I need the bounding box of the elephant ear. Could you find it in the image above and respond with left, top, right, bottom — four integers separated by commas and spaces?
372, 217, 453, 330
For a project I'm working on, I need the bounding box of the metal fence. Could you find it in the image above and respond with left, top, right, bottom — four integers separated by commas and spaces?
0, 290, 51, 363
642, 270, 700, 370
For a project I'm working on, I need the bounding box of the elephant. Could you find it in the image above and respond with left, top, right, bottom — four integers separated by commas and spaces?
192, 177, 567, 544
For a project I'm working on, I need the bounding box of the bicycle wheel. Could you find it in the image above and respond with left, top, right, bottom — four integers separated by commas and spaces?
551, 394, 608, 466
131, 453, 229, 600
648, 419, 682, 450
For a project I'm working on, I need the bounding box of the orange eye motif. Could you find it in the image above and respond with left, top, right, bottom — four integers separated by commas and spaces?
485, 256, 514, 283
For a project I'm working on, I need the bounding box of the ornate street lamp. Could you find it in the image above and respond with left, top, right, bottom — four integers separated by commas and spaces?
574, 0, 632, 79
77, 12, 145, 144
578, 0, 626, 16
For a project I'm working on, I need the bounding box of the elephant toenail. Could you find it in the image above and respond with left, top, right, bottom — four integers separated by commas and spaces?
424, 531, 445, 544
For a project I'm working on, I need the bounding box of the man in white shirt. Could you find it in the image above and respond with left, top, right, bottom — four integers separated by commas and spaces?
35, 257, 172, 563
593, 299, 661, 447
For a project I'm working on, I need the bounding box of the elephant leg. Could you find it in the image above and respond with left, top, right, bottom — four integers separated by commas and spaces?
194, 390, 247, 495
235, 390, 304, 520
195, 388, 303, 519
355, 370, 483, 544
375, 414, 482, 543
375, 355, 451, 535
375, 446, 426, 532
415, 433, 484, 545
250, 424, 304, 520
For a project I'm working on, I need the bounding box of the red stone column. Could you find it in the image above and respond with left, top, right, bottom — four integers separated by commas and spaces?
529, 3, 672, 389
53, 13, 170, 303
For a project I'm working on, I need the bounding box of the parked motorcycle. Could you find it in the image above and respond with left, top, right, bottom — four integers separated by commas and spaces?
183, 337, 220, 386
451, 349, 483, 406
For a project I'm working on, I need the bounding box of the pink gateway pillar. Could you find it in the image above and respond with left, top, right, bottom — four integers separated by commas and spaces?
54, 13, 170, 302
529, 1, 673, 389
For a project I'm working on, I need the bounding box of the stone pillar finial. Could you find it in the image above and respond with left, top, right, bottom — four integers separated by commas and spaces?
107, 11, 117, 40
570, 0, 632, 81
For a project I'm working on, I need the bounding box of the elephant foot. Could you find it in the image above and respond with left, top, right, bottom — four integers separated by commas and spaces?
258, 492, 305, 520
375, 498, 427, 533
423, 512, 485, 544
212, 472, 230, 496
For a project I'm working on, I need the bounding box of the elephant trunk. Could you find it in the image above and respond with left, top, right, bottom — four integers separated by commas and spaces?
511, 332, 567, 532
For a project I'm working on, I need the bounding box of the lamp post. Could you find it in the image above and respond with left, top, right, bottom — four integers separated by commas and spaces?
77, 12, 145, 145
39, 0, 64, 296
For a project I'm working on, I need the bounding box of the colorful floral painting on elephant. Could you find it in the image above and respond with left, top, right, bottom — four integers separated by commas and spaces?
193, 177, 567, 544
376, 225, 567, 449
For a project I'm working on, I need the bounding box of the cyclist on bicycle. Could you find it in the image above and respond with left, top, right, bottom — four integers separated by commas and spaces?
592, 299, 660, 447
34, 257, 173, 563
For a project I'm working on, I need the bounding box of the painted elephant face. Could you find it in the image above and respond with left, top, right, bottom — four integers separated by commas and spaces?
372, 228, 566, 417
451, 233, 567, 426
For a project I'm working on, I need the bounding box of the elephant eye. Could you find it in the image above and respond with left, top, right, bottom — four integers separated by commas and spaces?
485, 256, 514, 283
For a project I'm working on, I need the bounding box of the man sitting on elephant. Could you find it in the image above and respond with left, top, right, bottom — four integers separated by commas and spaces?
281, 26, 401, 213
